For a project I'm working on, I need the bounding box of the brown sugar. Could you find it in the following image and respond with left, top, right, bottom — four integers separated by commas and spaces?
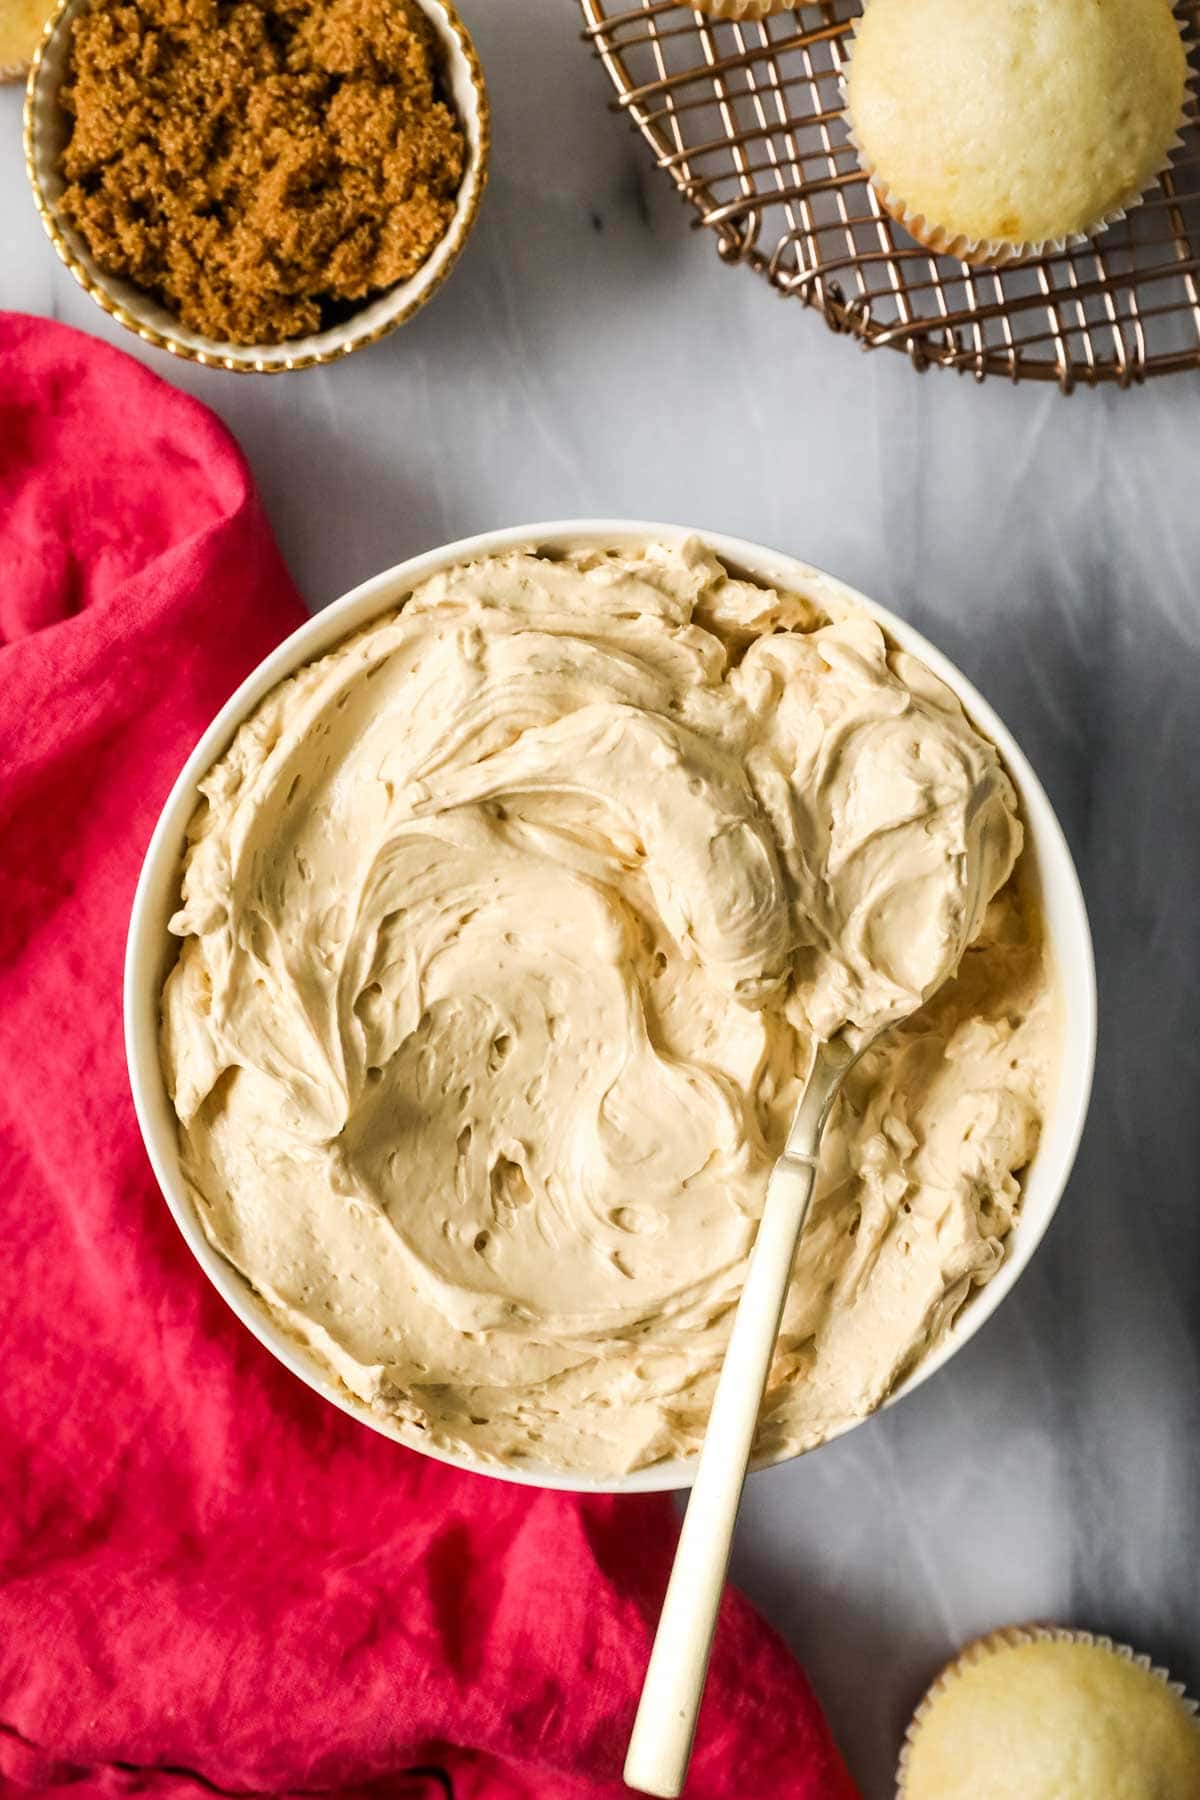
57, 0, 467, 345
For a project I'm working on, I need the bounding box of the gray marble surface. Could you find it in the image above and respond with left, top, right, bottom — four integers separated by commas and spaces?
3, 4, 1199, 1794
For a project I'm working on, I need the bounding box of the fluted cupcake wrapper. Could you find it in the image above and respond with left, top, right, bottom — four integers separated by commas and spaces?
896, 1622, 1200, 1799
687, 0, 797, 20
839, 16, 1197, 268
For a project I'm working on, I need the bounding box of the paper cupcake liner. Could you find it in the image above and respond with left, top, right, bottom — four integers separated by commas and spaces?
839, 15, 1197, 268
688, 0, 796, 20
896, 1622, 1200, 1798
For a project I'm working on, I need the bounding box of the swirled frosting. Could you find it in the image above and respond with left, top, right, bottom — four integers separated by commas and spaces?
162, 541, 1056, 1473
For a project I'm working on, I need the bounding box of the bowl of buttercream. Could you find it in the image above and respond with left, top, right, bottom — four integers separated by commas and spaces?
125, 523, 1096, 1493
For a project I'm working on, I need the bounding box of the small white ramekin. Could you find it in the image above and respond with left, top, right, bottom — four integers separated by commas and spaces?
24, 0, 489, 374
125, 522, 1097, 1494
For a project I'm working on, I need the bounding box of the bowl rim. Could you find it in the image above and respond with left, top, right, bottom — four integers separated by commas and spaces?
124, 519, 1098, 1493
23, 0, 490, 374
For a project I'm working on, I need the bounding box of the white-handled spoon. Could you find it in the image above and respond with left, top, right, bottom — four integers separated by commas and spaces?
623, 1025, 868, 1799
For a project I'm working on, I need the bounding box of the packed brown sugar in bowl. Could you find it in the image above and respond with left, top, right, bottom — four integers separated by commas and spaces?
57, 0, 467, 345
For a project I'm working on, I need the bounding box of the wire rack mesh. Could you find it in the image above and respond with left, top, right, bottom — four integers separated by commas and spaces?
579, 0, 1200, 389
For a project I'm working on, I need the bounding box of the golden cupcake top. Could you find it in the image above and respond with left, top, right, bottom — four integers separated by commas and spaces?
845, 0, 1189, 256
0, 0, 49, 79
901, 1630, 1200, 1800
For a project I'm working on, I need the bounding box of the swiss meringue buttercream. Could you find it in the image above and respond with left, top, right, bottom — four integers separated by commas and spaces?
162, 541, 1055, 1473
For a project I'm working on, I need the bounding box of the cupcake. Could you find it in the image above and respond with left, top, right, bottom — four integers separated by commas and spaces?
844, 0, 1191, 264
1, 0, 50, 81
899, 1625, 1200, 1800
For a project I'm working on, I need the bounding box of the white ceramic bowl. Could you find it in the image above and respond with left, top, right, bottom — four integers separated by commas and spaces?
125, 522, 1097, 1493
25, 0, 489, 374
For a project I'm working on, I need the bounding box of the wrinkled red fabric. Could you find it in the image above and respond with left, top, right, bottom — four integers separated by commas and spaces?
0, 315, 860, 1800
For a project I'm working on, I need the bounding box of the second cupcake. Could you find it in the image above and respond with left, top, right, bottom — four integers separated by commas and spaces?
843, 0, 1191, 264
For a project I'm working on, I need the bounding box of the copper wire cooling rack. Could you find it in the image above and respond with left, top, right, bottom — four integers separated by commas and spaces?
579, 0, 1200, 390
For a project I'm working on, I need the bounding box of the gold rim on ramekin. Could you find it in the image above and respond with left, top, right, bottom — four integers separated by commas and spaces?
23, 0, 490, 375
896, 1623, 1200, 1797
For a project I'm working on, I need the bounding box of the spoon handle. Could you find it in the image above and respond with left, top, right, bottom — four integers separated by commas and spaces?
623, 1153, 818, 1798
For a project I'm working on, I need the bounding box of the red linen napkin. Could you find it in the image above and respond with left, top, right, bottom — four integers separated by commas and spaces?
0, 315, 860, 1800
